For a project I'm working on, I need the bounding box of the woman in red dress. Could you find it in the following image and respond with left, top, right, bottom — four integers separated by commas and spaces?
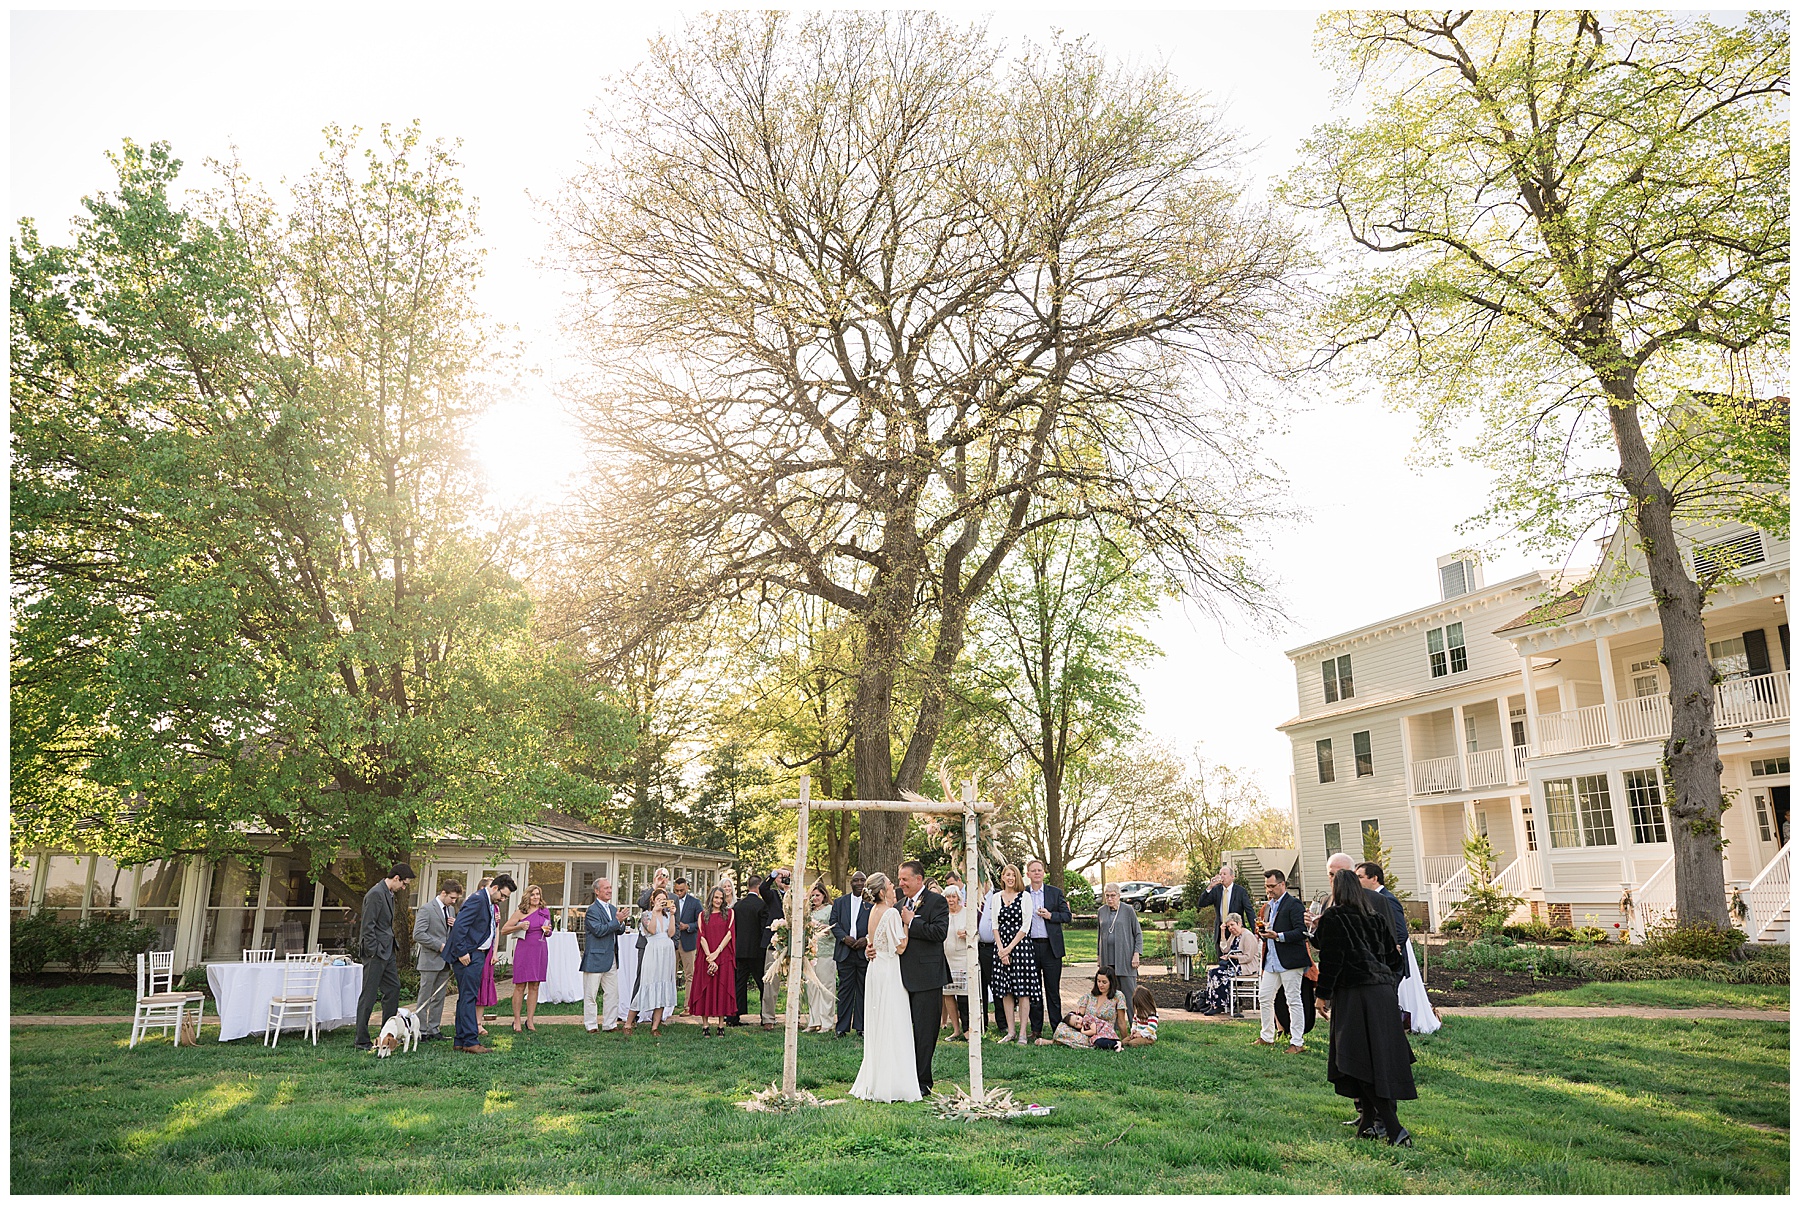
690, 885, 737, 1036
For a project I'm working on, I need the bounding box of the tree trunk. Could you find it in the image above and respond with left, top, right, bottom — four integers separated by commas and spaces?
1605, 374, 1730, 930
854, 580, 908, 876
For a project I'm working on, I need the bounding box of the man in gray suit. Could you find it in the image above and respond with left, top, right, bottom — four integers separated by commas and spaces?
411, 879, 462, 1042
353, 863, 415, 1051
579, 877, 630, 1033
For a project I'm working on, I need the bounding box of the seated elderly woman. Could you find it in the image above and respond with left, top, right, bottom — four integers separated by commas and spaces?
1039, 967, 1130, 1049
1197, 911, 1261, 1016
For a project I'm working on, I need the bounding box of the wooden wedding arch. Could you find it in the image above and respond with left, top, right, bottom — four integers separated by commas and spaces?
775, 776, 998, 1098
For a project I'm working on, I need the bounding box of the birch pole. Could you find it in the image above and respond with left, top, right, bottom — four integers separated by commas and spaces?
781, 775, 811, 1095
962, 778, 984, 1097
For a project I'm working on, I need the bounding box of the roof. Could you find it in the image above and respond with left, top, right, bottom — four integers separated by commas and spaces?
1282, 570, 1557, 659
1493, 583, 1592, 633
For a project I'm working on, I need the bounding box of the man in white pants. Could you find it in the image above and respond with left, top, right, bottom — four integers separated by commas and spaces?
1254, 868, 1311, 1052
578, 877, 629, 1033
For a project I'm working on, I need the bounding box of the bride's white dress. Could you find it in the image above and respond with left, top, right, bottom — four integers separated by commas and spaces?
1396, 940, 1441, 1034
850, 907, 921, 1103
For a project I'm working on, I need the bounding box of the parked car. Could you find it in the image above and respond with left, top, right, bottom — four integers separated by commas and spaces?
1147, 885, 1185, 913
1117, 882, 1160, 911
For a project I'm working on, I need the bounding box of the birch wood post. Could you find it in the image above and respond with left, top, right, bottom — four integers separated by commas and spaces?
782, 775, 811, 1096
962, 778, 984, 1098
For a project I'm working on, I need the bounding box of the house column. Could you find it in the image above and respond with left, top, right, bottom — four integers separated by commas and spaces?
1509, 793, 1533, 887
1595, 634, 1621, 745
1398, 713, 1418, 799
1519, 654, 1542, 750
1451, 701, 1469, 791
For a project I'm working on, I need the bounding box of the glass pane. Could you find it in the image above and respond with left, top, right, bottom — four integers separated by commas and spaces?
1360, 818, 1380, 845
1353, 731, 1373, 776
1446, 622, 1464, 648
202, 903, 259, 961
206, 857, 260, 910
1316, 740, 1334, 784
1708, 636, 1749, 678
41, 855, 88, 919
1622, 769, 1668, 845
1321, 659, 1338, 703
321, 856, 364, 909
136, 859, 186, 909
10, 855, 38, 910
314, 910, 354, 955
263, 857, 315, 908
90, 857, 132, 911
263, 908, 313, 955
1427, 628, 1444, 653
1323, 823, 1341, 856
434, 867, 473, 897
528, 862, 568, 909
138, 910, 181, 951
1544, 780, 1580, 849
1575, 774, 1617, 847
1337, 654, 1354, 699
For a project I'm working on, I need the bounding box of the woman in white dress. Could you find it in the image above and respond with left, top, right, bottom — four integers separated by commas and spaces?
1395, 939, 1441, 1034
850, 873, 921, 1103
631, 887, 679, 1037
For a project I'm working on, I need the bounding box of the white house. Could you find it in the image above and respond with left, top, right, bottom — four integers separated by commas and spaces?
1281, 529, 1789, 943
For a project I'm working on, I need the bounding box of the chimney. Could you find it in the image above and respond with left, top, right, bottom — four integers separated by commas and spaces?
1437, 551, 1483, 600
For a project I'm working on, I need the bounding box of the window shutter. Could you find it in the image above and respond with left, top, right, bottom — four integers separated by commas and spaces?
1780, 623, 1790, 669
1743, 629, 1771, 677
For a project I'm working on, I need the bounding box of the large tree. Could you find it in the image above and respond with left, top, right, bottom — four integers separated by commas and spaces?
1285, 11, 1788, 929
553, 12, 1301, 873
11, 131, 626, 896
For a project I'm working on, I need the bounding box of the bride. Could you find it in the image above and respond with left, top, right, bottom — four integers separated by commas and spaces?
850, 872, 921, 1103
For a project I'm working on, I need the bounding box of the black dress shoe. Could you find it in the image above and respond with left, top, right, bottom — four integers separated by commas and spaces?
1356, 1122, 1389, 1141
1387, 1126, 1413, 1148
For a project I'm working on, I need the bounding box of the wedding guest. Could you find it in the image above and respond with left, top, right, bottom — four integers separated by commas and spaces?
1095, 883, 1144, 1004
993, 864, 1040, 1046
411, 879, 462, 1042
1315, 868, 1416, 1145
976, 878, 1000, 1034
757, 869, 789, 1029
732, 875, 767, 1025
1197, 912, 1261, 1016
830, 870, 870, 1038
441, 873, 515, 1054
1255, 868, 1312, 1052
630, 887, 679, 1037
633, 868, 673, 1005
941, 885, 974, 1040
1044, 967, 1128, 1049
691, 885, 738, 1036
576, 877, 627, 1033
806, 882, 835, 1032
1023, 859, 1072, 1042
353, 863, 414, 1051
474, 876, 498, 1036
505, 884, 551, 1033
1124, 986, 1159, 1047
671, 877, 702, 1009
1194, 862, 1254, 957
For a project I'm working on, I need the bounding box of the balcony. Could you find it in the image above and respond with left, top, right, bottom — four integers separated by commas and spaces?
1409, 746, 1528, 795
1466, 747, 1512, 789
1410, 755, 1462, 795
1537, 703, 1613, 754
1607, 671, 1789, 746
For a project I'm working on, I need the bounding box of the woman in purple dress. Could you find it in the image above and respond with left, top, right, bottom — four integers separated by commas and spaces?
505, 884, 552, 1032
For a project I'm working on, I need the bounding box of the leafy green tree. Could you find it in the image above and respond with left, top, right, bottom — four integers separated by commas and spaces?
964, 518, 1166, 884
684, 743, 780, 888
1362, 821, 1408, 902
1285, 11, 1788, 930
554, 12, 1302, 876
1455, 831, 1524, 935
11, 132, 628, 899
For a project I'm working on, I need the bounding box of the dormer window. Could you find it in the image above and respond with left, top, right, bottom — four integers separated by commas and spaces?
1321, 654, 1353, 703
1427, 622, 1467, 678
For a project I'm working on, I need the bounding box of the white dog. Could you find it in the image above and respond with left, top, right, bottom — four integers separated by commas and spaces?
373, 1007, 421, 1057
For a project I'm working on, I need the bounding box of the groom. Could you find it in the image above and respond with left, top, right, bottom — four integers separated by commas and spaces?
894, 860, 950, 1094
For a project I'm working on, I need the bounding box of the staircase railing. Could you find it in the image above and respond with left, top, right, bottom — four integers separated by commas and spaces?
1627, 855, 1676, 944
1742, 841, 1791, 943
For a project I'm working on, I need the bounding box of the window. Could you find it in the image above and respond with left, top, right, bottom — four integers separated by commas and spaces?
528, 862, 569, 911
1323, 823, 1342, 857
135, 859, 189, 951
313, 855, 362, 955
1629, 658, 1662, 699
1544, 780, 1581, 849
1360, 818, 1380, 849
1427, 623, 1468, 677
1751, 757, 1790, 777
1752, 793, 1774, 842
10, 855, 38, 915
202, 856, 261, 961
1475, 810, 1489, 838
89, 856, 131, 916
1709, 635, 1750, 679
1522, 808, 1538, 852
1322, 654, 1353, 703
1575, 774, 1619, 847
1464, 715, 1480, 753
1316, 739, 1335, 784
1691, 530, 1764, 578
1353, 731, 1374, 777
40, 855, 89, 920
1622, 768, 1670, 845
260, 856, 316, 955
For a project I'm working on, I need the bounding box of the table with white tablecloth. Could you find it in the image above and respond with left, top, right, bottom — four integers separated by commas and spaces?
498, 928, 636, 1018
206, 961, 364, 1042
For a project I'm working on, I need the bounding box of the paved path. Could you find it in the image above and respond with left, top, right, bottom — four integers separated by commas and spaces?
1439, 1005, 1788, 1021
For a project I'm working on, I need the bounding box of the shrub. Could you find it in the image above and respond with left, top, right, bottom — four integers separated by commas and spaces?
1642, 921, 1749, 961
60, 917, 119, 974
1175, 908, 1201, 931
1570, 926, 1610, 945
1408, 915, 1425, 932
178, 967, 210, 993
1063, 876, 1097, 913
1503, 921, 1555, 942
1549, 926, 1577, 941
1441, 918, 1464, 932
11, 909, 64, 975
1451, 978, 1471, 990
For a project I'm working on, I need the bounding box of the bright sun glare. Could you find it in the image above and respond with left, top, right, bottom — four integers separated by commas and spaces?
469, 396, 585, 512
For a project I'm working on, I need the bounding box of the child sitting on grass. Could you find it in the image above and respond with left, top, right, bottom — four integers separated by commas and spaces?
1124, 986, 1158, 1047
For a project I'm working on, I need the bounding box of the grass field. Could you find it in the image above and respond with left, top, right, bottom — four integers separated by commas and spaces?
10, 1012, 1786, 1193
1499, 980, 1789, 1010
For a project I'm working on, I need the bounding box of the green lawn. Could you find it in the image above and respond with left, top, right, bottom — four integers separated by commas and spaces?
10, 1015, 1786, 1193
9, 980, 139, 1015
1499, 980, 1789, 1011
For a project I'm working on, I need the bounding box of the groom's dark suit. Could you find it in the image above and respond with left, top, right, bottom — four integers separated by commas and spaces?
896, 885, 951, 1094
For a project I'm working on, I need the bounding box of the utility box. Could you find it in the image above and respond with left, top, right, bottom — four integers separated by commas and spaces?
1172, 929, 1200, 980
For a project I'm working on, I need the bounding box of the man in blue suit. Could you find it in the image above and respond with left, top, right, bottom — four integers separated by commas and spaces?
1024, 859, 1073, 1041
578, 876, 629, 1032
829, 870, 869, 1037
670, 877, 703, 1011
442, 872, 516, 1053
1254, 868, 1313, 1052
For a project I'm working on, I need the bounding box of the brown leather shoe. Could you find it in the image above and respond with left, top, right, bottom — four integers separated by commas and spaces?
456, 1043, 492, 1054
1283, 1044, 1305, 1054
1252, 1038, 1277, 1046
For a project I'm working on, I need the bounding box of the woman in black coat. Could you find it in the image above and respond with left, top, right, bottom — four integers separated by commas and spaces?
1315, 868, 1416, 1146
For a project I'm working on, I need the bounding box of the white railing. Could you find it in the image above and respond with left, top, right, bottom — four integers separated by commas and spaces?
1511, 744, 1529, 781
1627, 855, 1677, 944
1615, 695, 1672, 744
1742, 841, 1790, 943
1466, 748, 1510, 789
1495, 854, 1534, 897
1715, 672, 1790, 728
1537, 703, 1613, 755
1410, 755, 1462, 794
1423, 855, 1464, 885
1428, 863, 1473, 931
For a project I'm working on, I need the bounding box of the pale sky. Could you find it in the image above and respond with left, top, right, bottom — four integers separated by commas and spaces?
10, 7, 1548, 813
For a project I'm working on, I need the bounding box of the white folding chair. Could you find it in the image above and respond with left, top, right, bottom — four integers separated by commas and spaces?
1229, 973, 1262, 1017
264, 961, 323, 1047
243, 948, 277, 963
130, 951, 206, 1048
284, 950, 329, 963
